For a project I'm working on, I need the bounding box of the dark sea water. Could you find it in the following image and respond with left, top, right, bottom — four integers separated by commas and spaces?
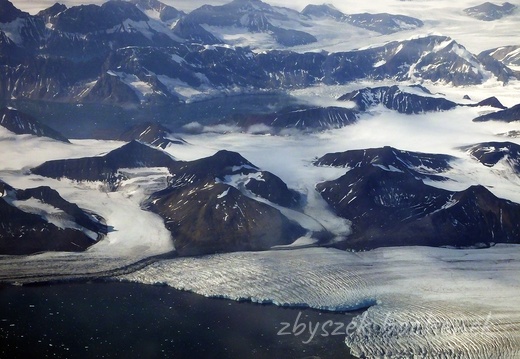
0, 282, 359, 359
2, 94, 301, 139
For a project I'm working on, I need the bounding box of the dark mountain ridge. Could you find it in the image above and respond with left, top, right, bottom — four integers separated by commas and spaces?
315, 146, 455, 180
0, 107, 69, 142
464, 2, 516, 21
337, 85, 508, 114
0, 0, 515, 106
0, 179, 107, 255
29, 143, 308, 256
463, 141, 520, 172
474, 103, 520, 122
315, 147, 520, 250
31, 140, 175, 183
225, 106, 358, 132
118, 122, 186, 149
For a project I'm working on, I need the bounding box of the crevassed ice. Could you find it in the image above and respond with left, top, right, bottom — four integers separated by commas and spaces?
118, 245, 520, 359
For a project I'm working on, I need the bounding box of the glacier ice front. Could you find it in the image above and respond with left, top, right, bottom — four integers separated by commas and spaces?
118, 245, 520, 359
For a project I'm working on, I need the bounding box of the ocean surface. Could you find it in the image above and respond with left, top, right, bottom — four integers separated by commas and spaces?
0, 281, 359, 359
2, 94, 301, 139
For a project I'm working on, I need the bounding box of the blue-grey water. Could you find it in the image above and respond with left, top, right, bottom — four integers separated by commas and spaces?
2, 94, 301, 139
0, 282, 358, 359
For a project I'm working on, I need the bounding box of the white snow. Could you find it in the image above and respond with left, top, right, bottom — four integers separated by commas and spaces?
105, 19, 180, 42
0, 133, 174, 265
156, 75, 204, 100
373, 59, 386, 68
216, 188, 230, 199
373, 164, 404, 173
170, 54, 185, 64
106, 71, 155, 101
271, 235, 319, 248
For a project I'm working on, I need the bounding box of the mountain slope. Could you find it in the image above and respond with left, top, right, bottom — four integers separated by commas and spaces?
128, 0, 185, 24
31, 140, 175, 183
146, 182, 304, 255
337, 85, 458, 114
118, 122, 186, 149
0, 179, 106, 255
184, 0, 317, 47
473, 103, 520, 122
464, 2, 517, 21
481, 45, 520, 68
315, 147, 520, 249
0, 107, 69, 142
145, 150, 306, 255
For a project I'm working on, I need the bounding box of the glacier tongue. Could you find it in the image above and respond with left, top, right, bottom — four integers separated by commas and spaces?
119, 247, 378, 311
118, 245, 520, 359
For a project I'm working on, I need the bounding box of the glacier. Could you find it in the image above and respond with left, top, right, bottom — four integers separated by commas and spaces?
117, 245, 520, 358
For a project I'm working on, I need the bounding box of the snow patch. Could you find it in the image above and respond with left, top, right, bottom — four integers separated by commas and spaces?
217, 188, 230, 199
106, 71, 155, 101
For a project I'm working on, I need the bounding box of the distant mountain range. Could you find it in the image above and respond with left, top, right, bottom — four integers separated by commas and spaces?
301, 4, 424, 34
464, 2, 517, 21
214, 84, 511, 133
0, 0, 518, 106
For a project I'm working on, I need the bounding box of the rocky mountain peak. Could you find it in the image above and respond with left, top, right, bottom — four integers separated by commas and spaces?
338, 85, 458, 114
118, 122, 186, 149
0, 0, 27, 23
36, 3, 67, 22
0, 107, 70, 142
464, 2, 517, 21
50, 0, 148, 33
301, 4, 344, 20
476, 96, 507, 109
129, 0, 184, 23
